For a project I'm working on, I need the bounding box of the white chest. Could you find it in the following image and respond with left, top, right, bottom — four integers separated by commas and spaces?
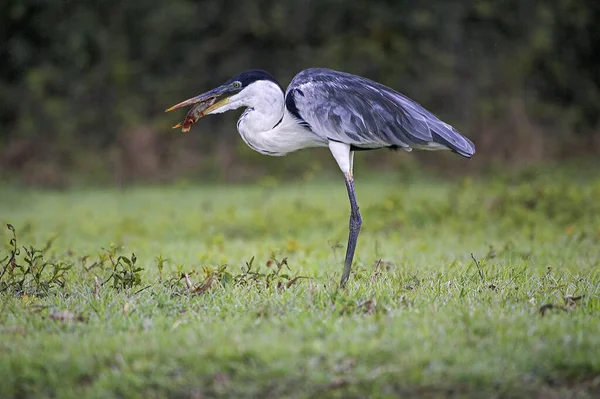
237, 111, 327, 156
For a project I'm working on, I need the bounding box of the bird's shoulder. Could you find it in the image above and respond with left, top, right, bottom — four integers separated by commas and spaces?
286, 68, 375, 95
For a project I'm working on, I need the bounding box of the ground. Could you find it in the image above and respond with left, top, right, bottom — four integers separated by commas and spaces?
1, 164, 599, 398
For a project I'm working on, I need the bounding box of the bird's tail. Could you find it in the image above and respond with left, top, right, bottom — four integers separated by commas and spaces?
430, 121, 476, 158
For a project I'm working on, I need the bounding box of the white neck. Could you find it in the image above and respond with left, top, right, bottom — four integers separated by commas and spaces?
210, 80, 326, 156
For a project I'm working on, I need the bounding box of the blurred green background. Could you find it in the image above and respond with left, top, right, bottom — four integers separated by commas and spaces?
1, 0, 599, 186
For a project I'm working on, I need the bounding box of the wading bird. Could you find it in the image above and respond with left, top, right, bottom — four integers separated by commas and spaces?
166, 68, 475, 287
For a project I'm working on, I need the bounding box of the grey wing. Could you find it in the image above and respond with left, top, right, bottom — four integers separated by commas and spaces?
285, 68, 475, 158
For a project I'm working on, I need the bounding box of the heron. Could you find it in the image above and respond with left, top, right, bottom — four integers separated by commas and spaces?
166, 68, 475, 287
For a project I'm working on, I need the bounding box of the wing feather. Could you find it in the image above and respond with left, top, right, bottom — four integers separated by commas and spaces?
285, 68, 475, 157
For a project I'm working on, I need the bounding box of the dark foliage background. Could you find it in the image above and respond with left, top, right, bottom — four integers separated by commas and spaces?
1, 0, 599, 186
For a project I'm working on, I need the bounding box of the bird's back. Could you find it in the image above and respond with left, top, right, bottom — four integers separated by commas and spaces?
285, 68, 475, 158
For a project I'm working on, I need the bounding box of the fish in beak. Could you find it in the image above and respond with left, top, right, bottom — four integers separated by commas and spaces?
170, 97, 217, 133
165, 85, 233, 132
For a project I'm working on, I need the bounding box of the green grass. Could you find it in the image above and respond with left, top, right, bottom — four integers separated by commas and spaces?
1, 166, 600, 398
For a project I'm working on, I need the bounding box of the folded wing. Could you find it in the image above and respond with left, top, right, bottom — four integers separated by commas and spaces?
285, 68, 475, 158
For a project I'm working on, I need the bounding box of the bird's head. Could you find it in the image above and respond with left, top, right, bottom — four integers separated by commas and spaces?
165, 69, 281, 132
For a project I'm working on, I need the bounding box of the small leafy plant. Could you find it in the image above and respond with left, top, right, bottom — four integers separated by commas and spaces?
100, 245, 144, 290
0, 224, 73, 296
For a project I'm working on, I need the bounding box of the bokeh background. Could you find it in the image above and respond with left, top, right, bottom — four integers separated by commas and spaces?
1, 0, 599, 187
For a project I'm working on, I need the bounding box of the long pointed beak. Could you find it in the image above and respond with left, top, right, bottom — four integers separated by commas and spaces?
165, 85, 231, 113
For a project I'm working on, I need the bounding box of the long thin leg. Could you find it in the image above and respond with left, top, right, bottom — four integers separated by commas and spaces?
340, 173, 362, 288
327, 142, 362, 287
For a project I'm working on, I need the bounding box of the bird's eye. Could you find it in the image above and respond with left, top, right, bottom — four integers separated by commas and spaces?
233, 82, 241, 89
